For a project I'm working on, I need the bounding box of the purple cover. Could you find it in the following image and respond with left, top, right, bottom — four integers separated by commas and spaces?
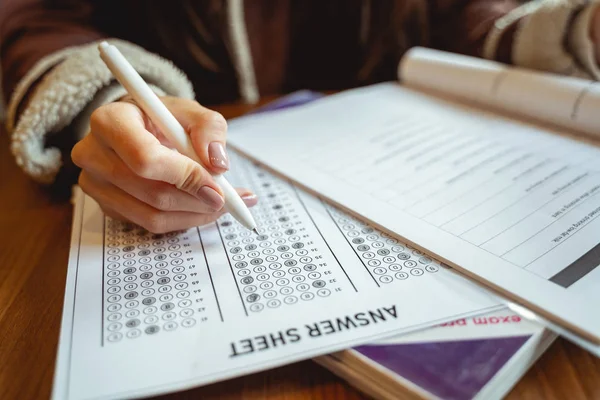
243, 92, 533, 400
248, 90, 325, 114
355, 337, 530, 400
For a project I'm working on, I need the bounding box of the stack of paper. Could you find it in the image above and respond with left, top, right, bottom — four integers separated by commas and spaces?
316, 310, 555, 400
254, 92, 557, 400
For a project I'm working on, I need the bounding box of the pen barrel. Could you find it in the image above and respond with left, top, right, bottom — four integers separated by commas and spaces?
213, 175, 256, 230
99, 43, 196, 159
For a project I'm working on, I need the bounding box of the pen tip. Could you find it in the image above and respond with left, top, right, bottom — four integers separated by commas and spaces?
252, 228, 259, 236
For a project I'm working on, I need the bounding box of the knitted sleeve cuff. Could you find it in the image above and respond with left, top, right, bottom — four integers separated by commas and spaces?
483, 0, 600, 79
8, 38, 195, 184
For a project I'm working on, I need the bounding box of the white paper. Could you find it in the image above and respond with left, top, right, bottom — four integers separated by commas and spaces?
507, 302, 600, 358
226, 82, 600, 345
400, 47, 600, 138
52, 150, 499, 400
373, 309, 544, 344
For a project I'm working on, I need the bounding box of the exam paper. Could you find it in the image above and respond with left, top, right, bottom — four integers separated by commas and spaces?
317, 308, 554, 400
373, 309, 545, 345
226, 82, 600, 345
52, 150, 499, 400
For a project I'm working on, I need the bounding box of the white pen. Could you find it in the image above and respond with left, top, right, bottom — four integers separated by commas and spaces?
97, 41, 258, 234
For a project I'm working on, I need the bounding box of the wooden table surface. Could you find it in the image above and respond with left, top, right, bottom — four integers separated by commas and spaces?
1, 96, 600, 400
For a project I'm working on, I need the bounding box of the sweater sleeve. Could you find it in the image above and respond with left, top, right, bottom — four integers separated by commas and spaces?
481, 0, 600, 79
1, 1, 195, 184
1, 0, 104, 110
567, 0, 600, 79
429, 0, 600, 79
429, 0, 522, 58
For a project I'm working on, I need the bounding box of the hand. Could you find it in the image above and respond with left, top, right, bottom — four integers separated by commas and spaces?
71, 96, 257, 233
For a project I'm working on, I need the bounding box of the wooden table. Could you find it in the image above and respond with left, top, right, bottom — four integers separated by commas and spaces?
1, 96, 600, 400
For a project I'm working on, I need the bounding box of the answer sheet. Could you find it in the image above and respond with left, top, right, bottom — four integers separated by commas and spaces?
52, 149, 499, 400
227, 83, 600, 345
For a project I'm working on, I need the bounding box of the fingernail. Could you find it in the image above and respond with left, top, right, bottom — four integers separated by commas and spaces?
241, 193, 258, 207
208, 142, 229, 170
197, 186, 225, 210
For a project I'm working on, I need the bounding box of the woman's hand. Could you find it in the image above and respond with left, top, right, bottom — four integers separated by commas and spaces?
71, 96, 257, 233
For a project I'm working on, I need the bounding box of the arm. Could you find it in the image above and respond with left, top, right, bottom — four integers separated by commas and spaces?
1, 0, 256, 233
428, 0, 519, 60
1, 0, 103, 114
1, 0, 194, 184
429, 0, 600, 79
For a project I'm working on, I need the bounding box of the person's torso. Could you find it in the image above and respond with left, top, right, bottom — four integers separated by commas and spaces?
96, 0, 427, 104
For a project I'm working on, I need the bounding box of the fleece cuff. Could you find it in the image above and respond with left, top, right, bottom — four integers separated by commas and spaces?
8, 38, 194, 184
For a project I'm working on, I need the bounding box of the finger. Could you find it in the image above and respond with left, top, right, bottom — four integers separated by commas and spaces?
99, 203, 129, 222
89, 102, 224, 209
73, 134, 222, 213
119, 95, 169, 144
119, 95, 229, 174
236, 188, 259, 208
79, 171, 227, 233
160, 96, 229, 174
